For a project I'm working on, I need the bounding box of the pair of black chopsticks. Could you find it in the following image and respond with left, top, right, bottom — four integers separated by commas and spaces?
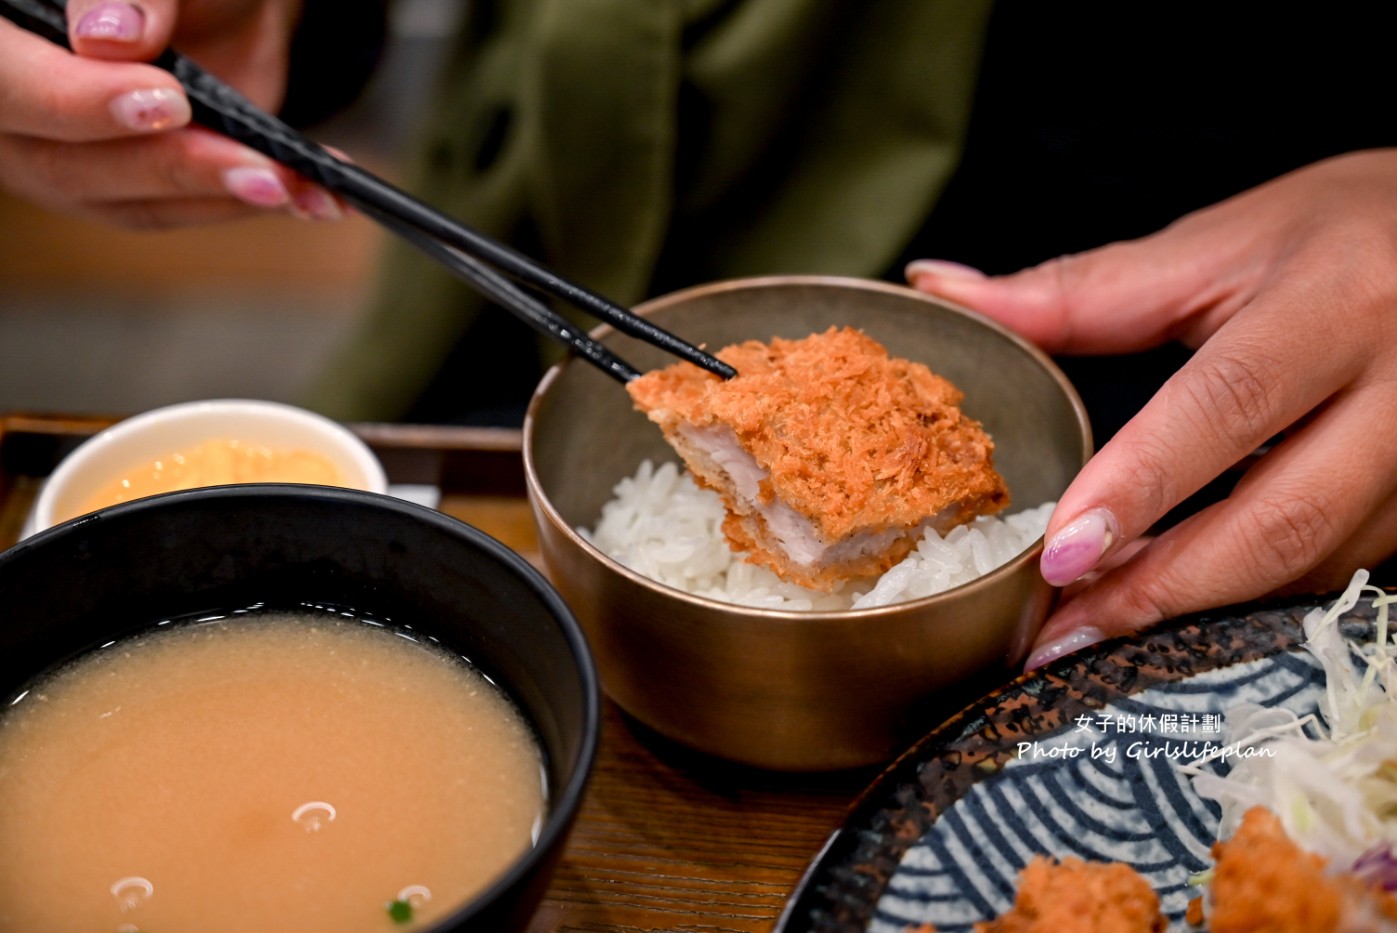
1, 0, 735, 384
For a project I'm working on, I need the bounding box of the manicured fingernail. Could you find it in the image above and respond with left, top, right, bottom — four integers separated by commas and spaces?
905, 259, 987, 283
222, 167, 291, 208
290, 187, 343, 222
1040, 508, 1118, 586
109, 88, 189, 132
75, 1, 145, 41
1025, 626, 1105, 670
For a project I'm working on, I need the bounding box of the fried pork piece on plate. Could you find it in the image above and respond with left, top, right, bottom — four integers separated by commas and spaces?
625, 326, 1009, 591
910, 855, 1166, 933
1206, 806, 1397, 933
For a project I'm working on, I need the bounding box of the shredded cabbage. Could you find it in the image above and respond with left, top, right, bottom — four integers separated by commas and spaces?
1186, 569, 1397, 889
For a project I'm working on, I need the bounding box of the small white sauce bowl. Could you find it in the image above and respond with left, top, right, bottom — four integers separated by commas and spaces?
29, 399, 387, 536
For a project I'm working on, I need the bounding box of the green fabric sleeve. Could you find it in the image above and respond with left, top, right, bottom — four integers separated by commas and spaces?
302, 0, 992, 422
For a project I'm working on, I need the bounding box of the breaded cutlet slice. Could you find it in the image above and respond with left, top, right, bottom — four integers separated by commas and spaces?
625, 326, 1009, 591
907, 855, 1165, 933
981, 856, 1166, 933
914, 807, 1397, 933
1206, 806, 1397, 933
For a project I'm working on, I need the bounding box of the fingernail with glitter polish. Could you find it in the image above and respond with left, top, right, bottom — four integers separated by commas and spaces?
110, 88, 190, 133
223, 167, 291, 208
1025, 626, 1105, 670
75, 1, 145, 42
905, 259, 987, 283
1040, 508, 1118, 586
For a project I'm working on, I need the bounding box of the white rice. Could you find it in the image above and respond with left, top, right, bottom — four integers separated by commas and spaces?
581, 459, 1055, 611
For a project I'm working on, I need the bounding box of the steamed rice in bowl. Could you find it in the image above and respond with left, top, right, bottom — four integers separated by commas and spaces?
522, 275, 1093, 769
584, 459, 1056, 611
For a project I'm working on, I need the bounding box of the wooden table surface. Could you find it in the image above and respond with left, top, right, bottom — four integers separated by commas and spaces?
0, 413, 970, 933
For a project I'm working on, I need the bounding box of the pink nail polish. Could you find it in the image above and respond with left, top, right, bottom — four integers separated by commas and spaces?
905, 259, 987, 283
1040, 508, 1118, 586
223, 167, 291, 208
75, 1, 145, 41
1025, 626, 1105, 670
109, 88, 190, 132
290, 188, 343, 222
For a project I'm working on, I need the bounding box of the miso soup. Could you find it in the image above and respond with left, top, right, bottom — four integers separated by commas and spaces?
0, 610, 546, 932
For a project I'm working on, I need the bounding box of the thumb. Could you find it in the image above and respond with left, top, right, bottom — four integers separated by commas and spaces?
67, 0, 180, 61
905, 234, 1236, 356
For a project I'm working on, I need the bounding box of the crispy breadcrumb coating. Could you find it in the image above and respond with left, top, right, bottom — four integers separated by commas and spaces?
626, 327, 1009, 590
1207, 806, 1397, 932
976, 856, 1166, 933
908, 855, 1165, 933
911, 808, 1397, 933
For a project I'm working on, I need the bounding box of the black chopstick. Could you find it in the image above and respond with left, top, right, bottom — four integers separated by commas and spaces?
0, 0, 736, 383
368, 207, 642, 383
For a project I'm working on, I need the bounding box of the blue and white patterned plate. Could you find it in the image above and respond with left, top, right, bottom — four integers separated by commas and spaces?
775, 591, 1381, 933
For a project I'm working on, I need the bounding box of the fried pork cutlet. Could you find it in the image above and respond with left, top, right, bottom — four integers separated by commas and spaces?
976, 856, 1165, 933
913, 807, 1397, 933
1206, 806, 1397, 933
625, 327, 1009, 591
910, 855, 1166, 933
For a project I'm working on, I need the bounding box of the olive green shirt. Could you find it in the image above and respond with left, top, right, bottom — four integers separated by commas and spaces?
303, 0, 992, 421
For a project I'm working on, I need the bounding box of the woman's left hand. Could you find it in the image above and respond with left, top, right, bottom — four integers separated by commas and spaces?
907, 148, 1397, 668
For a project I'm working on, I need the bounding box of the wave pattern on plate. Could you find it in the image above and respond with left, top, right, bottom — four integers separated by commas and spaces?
870, 650, 1324, 933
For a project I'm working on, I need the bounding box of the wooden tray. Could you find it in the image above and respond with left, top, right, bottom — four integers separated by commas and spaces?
0, 412, 870, 933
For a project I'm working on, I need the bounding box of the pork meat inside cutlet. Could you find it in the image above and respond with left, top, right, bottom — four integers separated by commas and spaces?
625, 326, 1009, 591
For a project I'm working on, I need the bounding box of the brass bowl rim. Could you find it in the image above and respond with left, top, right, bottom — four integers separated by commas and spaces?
522, 274, 1093, 623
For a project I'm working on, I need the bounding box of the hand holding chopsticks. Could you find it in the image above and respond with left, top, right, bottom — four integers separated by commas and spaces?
0, 0, 736, 384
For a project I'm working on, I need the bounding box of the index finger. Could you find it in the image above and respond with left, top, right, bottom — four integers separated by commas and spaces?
0, 19, 188, 140
1039, 274, 1368, 587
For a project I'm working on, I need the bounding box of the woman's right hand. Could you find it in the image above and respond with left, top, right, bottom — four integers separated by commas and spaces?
0, 0, 340, 228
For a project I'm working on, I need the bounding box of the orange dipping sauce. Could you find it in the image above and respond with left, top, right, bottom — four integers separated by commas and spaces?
66, 438, 345, 522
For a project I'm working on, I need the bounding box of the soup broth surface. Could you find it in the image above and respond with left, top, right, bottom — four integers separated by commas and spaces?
0, 611, 546, 932
66, 437, 346, 522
